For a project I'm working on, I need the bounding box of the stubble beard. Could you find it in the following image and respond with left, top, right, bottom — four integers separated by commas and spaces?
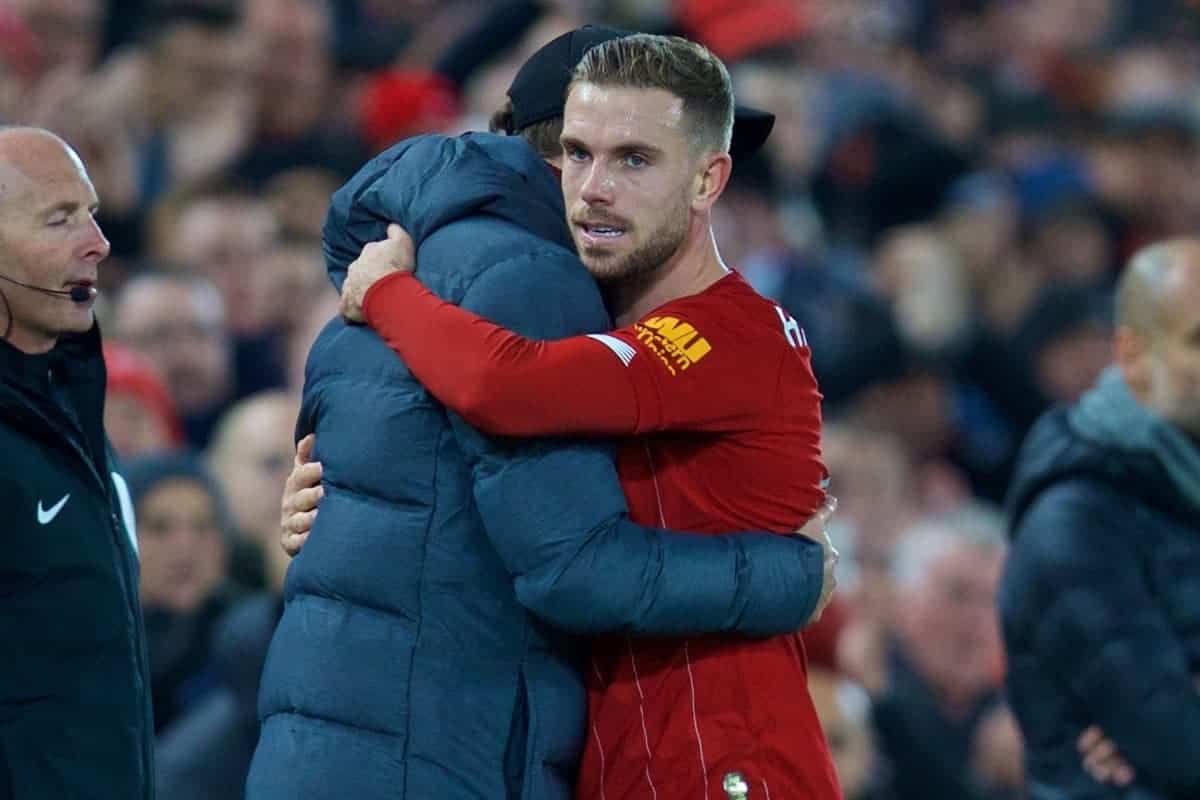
583, 198, 690, 289
1149, 359, 1200, 439
1167, 396, 1200, 440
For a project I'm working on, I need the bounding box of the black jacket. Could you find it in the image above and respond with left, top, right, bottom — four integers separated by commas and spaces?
156, 593, 282, 800
871, 643, 1003, 800
999, 370, 1200, 800
0, 325, 154, 800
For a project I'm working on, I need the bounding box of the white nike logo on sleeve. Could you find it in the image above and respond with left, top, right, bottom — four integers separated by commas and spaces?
37, 494, 70, 525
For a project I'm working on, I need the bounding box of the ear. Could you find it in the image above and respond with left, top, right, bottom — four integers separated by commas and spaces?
691, 151, 733, 214
1114, 325, 1151, 402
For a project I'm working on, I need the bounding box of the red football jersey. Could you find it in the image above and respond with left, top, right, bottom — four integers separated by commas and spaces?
363, 270, 840, 799
574, 274, 838, 800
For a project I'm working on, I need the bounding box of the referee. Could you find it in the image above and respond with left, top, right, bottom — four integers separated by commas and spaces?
0, 127, 152, 799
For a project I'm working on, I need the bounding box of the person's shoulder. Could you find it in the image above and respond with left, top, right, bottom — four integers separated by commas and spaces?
330, 134, 462, 210
635, 273, 743, 326
388, 131, 537, 181
302, 314, 407, 385
364, 132, 465, 171
1009, 477, 1137, 574
689, 272, 798, 331
459, 131, 543, 172
645, 272, 809, 358
464, 242, 604, 325
1018, 476, 1131, 527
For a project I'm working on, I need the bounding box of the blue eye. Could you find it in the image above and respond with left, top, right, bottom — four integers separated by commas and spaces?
624, 154, 647, 168
566, 146, 589, 162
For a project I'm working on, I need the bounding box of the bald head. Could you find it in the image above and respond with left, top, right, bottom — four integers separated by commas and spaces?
208, 391, 297, 544
209, 391, 296, 464
0, 127, 89, 207
0, 126, 106, 353
0, 125, 71, 154
1114, 237, 1200, 435
1117, 238, 1200, 337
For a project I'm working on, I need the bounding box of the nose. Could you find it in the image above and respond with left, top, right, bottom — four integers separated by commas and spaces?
580, 161, 614, 206
81, 215, 111, 263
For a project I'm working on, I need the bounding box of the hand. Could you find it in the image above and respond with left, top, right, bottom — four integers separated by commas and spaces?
340, 223, 416, 323
1078, 726, 1135, 787
795, 495, 839, 625
972, 706, 1024, 790
281, 434, 324, 557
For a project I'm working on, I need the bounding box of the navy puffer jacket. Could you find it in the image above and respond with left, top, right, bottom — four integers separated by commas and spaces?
1000, 370, 1200, 800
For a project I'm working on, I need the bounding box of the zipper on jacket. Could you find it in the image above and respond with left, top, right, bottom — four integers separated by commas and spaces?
25, 389, 150, 739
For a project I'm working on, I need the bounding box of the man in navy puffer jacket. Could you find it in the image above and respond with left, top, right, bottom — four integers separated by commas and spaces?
246, 27, 831, 800
1000, 239, 1200, 799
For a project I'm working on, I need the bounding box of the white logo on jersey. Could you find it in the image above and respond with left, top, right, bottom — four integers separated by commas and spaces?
587, 333, 638, 366
774, 306, 808, 349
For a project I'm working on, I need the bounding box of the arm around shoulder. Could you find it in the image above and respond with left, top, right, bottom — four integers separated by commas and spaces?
450, 254, 825, 637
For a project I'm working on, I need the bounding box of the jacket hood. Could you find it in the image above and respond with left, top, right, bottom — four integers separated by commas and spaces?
1006, 367, 1200, 536
322, 132, 573, 292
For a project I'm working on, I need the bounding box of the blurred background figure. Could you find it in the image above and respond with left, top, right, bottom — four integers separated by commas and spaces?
206, 391, 298, 591
13, 0, 1200, 795
154, 395, 297, 800
809, 669, 891, 800
103, 340, 185, 459
111, 272, 236, 447
848, 508, 1019, 800
124, 452, 239, 734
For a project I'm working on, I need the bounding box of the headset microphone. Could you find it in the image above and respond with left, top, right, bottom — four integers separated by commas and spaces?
0, 273, 97, 303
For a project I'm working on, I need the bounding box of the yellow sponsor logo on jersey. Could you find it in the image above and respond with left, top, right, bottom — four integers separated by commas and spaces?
633, 316, 712, 375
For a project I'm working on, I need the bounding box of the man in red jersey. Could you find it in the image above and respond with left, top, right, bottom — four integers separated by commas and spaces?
335, 33, 841, 800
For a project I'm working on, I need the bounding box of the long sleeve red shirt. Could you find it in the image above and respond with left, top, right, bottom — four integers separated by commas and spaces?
363, 269, 840, 799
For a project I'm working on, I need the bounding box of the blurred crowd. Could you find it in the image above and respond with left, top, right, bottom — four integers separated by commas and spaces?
5, 0, 1200, 797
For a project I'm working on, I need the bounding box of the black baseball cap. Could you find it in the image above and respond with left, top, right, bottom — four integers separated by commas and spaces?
506, 25, 775, 159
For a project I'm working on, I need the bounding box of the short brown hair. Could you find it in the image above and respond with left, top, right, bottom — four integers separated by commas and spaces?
570, 34, 735, 154
489, 99, 564, 161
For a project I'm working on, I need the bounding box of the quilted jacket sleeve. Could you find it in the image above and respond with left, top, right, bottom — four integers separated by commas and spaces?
1011, 481, 1200, 794
446, 249, 826, 638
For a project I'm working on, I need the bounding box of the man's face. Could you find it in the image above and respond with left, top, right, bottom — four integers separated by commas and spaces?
902, 541, 1003, 700
115, 281, 231, 414
1147, 265, 1200, 437
137, 478, 227, 614
211, 396, 297, 545
0, 139, 109, 352
172, 199, 278, 334
245, 0, 331, 131
560, 83, 695, 285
